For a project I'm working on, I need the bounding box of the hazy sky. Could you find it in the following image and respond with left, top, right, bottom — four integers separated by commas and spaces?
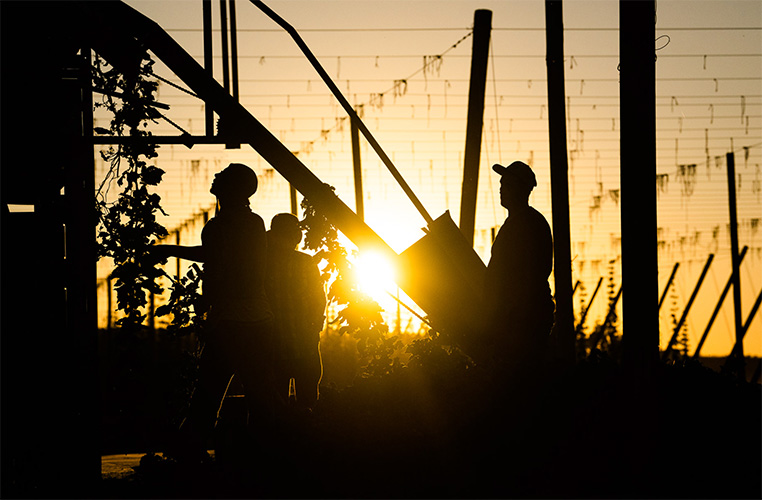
99, 0, 761, 357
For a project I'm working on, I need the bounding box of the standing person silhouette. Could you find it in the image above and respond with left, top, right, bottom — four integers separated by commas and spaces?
266, 213, 326, 411
152, 163, 276, 463
482, 161, 555, 384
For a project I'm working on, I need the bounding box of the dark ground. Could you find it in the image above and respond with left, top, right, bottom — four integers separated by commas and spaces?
94, 350, 762, 499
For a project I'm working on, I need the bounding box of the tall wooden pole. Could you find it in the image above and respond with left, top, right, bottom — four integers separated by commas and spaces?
175, 230, 181, 278
290, 184, 298, 216
459, 9, 491, 245
63, 44, 100, 491
203, 0, 213, 136
351, 115, 365, 221
219, 0, 230, 94
726, 152, 744, 366
227, 0, 240, 148
545, 0, 575, 366
229, 0, 239, 102
620, 0, 658, 377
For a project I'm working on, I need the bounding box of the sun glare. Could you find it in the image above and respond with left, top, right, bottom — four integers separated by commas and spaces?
354, 251, 397, 302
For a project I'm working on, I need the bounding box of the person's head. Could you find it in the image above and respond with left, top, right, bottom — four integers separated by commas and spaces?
492, 161, 537, 211
268, 213, 302, 250
210, 163, 258, 204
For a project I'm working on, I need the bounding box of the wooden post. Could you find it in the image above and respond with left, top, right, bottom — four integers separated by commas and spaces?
63, 44, 100, 491
290, 184, 298, 216
620, 0, 658, 376
203, 0, 214, 136
662, 253, 714, 359
175, 230, 181, 278
658, 262, 679, 311
351, 115, 365, 221
229, 0, 239, 102
693, 246, 747, 358
227, 0, 240, 149
107, 275, 113, 330
219, 0, 230, 94
459, 9, 491, 245
545, 0, 575, 366
726, 151, 744, 369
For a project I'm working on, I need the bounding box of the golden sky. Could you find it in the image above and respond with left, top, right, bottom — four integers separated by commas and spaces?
96, 0, 762, 357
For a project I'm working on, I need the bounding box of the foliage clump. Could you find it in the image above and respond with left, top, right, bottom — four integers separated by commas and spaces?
300, 192, 401, 379
93, 54, 168, 332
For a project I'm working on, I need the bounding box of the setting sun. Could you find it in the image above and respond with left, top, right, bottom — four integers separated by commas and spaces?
353, 251, 397, 302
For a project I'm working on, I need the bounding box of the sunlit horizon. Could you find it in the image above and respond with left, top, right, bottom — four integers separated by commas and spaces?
92, 0, 762, 358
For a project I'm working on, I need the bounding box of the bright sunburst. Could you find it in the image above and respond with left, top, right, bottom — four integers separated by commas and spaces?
353, 251, 397, 303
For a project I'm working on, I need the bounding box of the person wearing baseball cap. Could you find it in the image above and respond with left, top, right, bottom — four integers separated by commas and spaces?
481, 160, 555, 389
150, 162, 277, 464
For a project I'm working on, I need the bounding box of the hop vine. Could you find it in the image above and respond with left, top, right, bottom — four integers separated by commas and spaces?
300, 191, 399, 378
93, 53, 169, 332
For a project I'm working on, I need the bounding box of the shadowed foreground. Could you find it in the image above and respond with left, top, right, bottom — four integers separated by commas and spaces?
98, 355, 761, 499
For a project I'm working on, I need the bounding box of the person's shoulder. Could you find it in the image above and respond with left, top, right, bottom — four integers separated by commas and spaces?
201, 216, 220, 235
241, 210, 266, 229
294, 250, 317, 265
528, 206, 549, 223
527, 207, 552, 236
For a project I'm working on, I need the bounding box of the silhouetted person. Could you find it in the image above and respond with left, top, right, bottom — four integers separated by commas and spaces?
482, 161, 555, 384
266, 213, 326, 410
151, 163, 276, 463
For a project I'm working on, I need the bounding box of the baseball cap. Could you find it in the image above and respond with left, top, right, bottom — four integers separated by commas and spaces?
492, 161, 537, 190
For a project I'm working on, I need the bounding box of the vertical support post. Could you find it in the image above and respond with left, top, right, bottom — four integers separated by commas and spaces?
351, 115, 365, 221
229, 0, 239, 102
227, 0, 240, 149
202, 0, 214, 136
620, 0, 658, 377
662, 253, 714, 359
290, 184, 298, 216
693, 246, 747, 358
726, 152, 744, 366
175, 230, 182, 278
219, 0, 230, 94
106, 275, 113, 330
63, 44, 100, 490
459, 9, 491, 245
545, 0, 575, 366
658, 262, 680, 311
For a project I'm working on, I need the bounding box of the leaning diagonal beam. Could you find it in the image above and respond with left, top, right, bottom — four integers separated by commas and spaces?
662, 253, 714, 359
250, 0, 434, 226
692, 246, 748, 358
83, 1, 398, 264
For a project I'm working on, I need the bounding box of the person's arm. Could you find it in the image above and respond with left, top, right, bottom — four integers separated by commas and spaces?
151, 244, 205, 262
